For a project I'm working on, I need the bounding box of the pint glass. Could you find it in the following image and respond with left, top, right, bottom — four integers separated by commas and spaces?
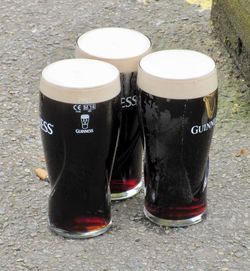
76, 27, 151, 200
137, 50, 218, 226
40, 59, 121, 238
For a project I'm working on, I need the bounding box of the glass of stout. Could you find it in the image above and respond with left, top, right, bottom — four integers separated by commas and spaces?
40, 59, 121, 238
75, 27, 151, 200
137, 50, 218, 226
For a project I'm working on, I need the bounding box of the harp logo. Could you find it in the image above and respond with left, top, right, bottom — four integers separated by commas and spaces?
191, 91, 217, 135
203, 91, 217, 119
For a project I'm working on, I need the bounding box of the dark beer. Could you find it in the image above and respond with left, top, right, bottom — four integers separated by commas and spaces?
110, 72, 143, 197
139, 90, 217, 223
137, 50, 218, 226
75, 27, 151, 200
40, 59, 121, 237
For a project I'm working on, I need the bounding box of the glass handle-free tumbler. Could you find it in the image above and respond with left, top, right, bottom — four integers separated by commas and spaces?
75, 27, 151, 200
40, 59, 121, 238
137, 50, 218, 227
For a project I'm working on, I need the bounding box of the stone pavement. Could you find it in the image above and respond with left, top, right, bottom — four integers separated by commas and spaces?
0, 0, 249, 270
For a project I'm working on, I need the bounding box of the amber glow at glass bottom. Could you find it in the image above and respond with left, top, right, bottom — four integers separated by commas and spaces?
110, 179, 143, 200
144, 189, 207, 227
49, 216, 112, 239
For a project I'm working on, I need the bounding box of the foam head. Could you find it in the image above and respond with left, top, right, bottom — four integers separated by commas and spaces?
40, 59, 121, 104
137, 50, 218, 99
75, 27, 151, 73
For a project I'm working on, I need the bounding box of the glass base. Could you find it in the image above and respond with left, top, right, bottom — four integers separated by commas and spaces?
144, 207, 206, 227
48, 220, 112, 239
111, 179, 143, 201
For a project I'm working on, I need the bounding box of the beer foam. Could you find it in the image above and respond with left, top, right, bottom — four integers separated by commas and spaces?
75, 27, 151, 73
40, 59, 120, 103
137, 50, 218, 99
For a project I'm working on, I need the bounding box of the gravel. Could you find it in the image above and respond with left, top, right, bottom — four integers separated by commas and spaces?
0, 0, 249, 270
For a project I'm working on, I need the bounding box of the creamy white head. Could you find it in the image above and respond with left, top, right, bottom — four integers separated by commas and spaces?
40, 59, 121, 104
137, 50, 218, 99
75, 27, 151, 73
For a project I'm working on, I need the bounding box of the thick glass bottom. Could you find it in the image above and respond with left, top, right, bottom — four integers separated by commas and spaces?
144, 207, 206, 227
48, 219, 112, 239
111, 179, 143, 201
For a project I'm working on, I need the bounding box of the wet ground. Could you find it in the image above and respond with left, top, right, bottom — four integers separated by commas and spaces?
0, 0, 249, 270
